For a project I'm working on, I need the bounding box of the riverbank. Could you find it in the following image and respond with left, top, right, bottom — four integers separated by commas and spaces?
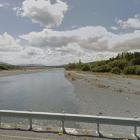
0, 69, 47, 77
65, 71, 140, 118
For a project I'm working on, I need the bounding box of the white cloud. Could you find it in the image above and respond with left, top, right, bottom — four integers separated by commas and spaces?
109, 31, 140, 52
0, 4, 4, 8
110, 26, 118, 30
16, 0, 68, 27
0, 30, 117, 65
0, 3, 10, 8
20, 26, 110, 50
118, 15, 140, 29
0, 32, 21, 52
0, 28, 140, 65
20, 26, 140, 52
1, 1, 140, 65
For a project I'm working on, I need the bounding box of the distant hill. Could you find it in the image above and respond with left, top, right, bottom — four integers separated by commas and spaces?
18, 64, 46, 67
0, 62, 64, 70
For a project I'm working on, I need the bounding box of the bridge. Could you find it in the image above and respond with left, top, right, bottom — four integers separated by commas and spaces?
0, 110, 140, 140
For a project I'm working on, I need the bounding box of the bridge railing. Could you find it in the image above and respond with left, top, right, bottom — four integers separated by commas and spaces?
0, 110, 139, 138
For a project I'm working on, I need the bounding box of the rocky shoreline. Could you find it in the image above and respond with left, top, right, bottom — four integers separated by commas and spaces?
65, 71, 140, 117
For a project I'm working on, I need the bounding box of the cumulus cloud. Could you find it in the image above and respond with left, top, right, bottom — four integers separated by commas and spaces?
1, 1, 140, 65
20, 26, 140, 52
16, 0, 68, 27
0, 32, 21, 52
1, 27, 140, 65
20, 26, 110, 50
0, 30, 117, 65
118, 15, 140, 29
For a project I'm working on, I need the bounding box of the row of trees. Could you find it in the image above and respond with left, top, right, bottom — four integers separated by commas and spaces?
66, 52, 140, 75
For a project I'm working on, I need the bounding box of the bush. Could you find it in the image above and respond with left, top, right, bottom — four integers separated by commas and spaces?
0, 65, 9, 70
65, 52, 140, 75
108, 59, 128, 69
66, 63, 76, 70
66, 61, 84, 70
92, 65, 111, 72
81, 65, 91, 71
123, 66, 140, 75
129, 58, 140, 65
111, 67, 121, 74
135, 66, 140, 75
123, 66, 136, 74
93, 60, 107, 66
135, 67, 140, 75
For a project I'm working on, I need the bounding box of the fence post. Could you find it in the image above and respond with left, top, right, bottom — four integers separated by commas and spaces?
28, 110, 32, 130
0, 116, 1, 128
97, 123, 103, 137
134, 125, 138, 139
62, 120, 66, 134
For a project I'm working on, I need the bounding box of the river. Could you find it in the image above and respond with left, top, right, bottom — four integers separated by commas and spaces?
0, 69, 80, 113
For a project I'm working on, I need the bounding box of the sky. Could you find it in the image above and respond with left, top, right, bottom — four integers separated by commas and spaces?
0, 0, 140, 65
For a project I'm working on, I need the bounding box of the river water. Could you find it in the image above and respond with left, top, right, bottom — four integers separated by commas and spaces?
0, 69, 80, 114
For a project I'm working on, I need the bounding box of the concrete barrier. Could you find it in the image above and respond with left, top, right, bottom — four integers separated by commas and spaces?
0, 110, 139, 138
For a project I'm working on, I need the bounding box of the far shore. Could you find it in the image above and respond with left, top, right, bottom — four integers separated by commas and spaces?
0, 68, 48, 77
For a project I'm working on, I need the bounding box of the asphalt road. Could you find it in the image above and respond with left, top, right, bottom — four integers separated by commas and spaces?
0, 129, 121, 140
0, 129, 97, 140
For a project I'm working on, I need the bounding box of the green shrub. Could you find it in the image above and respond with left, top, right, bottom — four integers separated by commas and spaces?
93, 60, 107, 66
66, 61, 84, 70
123, 65, 140, 75
92, 65, 111, 72
81, 65, 91, 71
123, 66, 136, 74
108, 59, 128, 69
111, 67, 121, 74
129, 58, 140, 65
135, 66, 140, 75
65, 52, 140, 75
66, 63, 76, 70
0, 65, 9, 70
0, 64, 16, 70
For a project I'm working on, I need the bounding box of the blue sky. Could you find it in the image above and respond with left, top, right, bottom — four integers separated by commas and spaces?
0, 0, 140, 36
0, 0, 140, 65
62, 0, 140, 29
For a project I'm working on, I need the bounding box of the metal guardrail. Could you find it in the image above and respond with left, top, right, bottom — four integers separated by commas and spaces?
0, 110, 140, 138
